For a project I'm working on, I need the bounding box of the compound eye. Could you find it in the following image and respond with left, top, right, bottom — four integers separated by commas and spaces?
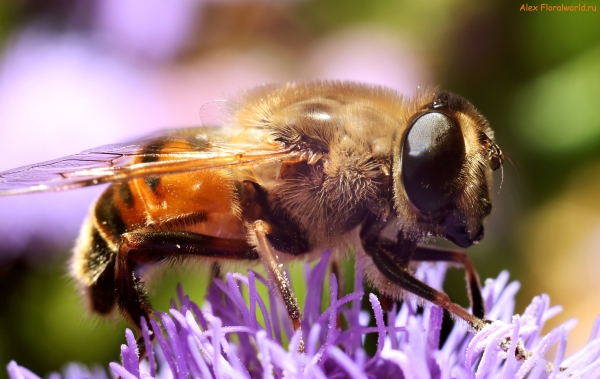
401, 112, 466, 212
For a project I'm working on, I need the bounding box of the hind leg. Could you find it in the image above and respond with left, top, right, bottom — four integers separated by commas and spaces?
114, 230, 255, 327
112, 230, 255, 358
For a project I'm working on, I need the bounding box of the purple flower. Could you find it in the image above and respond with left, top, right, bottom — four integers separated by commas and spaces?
7, 252, 600, 378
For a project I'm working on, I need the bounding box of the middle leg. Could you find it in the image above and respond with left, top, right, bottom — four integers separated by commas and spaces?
252, 220, 305, 351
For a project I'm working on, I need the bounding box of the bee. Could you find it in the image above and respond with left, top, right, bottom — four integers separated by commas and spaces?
0, 80, 502, 353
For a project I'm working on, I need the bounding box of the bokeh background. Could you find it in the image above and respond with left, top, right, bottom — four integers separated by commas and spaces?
0, 0, 599, 376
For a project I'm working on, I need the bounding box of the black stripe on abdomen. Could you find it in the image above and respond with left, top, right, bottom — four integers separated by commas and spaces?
95, 186, 128, 237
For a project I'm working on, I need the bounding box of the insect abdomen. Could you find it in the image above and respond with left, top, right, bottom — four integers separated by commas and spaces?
71, 216, 118, 315
72, 181, 143, 315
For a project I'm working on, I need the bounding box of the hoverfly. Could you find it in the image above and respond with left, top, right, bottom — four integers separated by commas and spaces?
0, 81, 502, 354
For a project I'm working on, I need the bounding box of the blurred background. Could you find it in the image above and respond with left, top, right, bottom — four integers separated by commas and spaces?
0, 0, 599, 376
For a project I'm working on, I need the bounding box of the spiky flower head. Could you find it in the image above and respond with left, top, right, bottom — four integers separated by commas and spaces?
7, 252, 600, 378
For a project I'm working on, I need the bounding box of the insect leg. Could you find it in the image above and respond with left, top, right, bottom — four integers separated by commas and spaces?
410, 247, 550, 368
364, 241, 487, 331
240, 181, 310, 351
411, 245, 485, 319
114, 230, 255, 358
252, 220, 304, 351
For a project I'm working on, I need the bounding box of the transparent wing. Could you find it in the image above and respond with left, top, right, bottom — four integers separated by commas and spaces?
200, 99, 237, 128
0, 128, 301, 196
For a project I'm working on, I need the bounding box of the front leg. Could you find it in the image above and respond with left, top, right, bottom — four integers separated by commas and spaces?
412, 245, 485, 319
361, 233, 487, 332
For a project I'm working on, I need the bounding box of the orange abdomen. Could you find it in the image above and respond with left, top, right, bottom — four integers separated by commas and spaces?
93, 138, 245, 248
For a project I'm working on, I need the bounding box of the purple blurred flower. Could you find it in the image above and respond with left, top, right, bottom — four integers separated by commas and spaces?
7, 252, 600, 378
95, 0, 199, 62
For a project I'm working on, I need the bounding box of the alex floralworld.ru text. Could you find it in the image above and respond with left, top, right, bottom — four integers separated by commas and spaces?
520, 3, 597, 11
